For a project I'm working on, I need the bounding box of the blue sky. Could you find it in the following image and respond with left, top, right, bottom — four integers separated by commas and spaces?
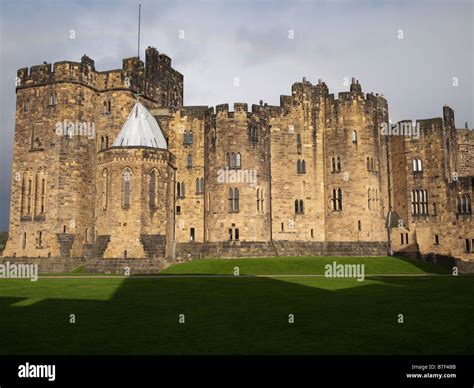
0, 0, 472, 231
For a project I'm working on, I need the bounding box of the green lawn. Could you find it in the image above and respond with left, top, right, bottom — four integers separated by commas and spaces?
0, 256, 471, 355
161, 256, 451, 275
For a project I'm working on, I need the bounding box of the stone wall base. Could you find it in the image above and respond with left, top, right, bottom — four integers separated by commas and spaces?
0, 256, 86, 273
85, 258, 171, 274
394, 251, 474, 273
176, 240, 389, 259
4, 243, 473, 274
0, 256, 172, 275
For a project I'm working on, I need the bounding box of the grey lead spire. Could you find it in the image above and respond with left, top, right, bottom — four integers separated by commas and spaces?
112, 102, 167, 149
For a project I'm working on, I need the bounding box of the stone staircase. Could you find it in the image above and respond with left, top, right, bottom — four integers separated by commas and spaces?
92, 235, 111, 258
140, 234, 166, 259
56, 233, 75, 257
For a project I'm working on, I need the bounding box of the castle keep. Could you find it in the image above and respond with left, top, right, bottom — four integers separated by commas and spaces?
3, 46, 473, 271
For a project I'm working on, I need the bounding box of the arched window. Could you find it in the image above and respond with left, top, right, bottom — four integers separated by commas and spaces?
413, 158, 423, 172
332, 189, 342, 210
367, 157, 371, 171
228, 188, 234, 212
20, 174, 25, 216
295, 199, 304, 214
49, 94, 57, 106
336, 157, 341, 172
22, 232, 27, 250
422, 190, 426, 213
177, 182, 185, 198
150, 170, 157, 208
352, 130, 357, 144
257, 188, 264, 212
105, 136, 109, 149
196, 178, 200, 193
297, 160, 301, 173
368, 188, 371, 210
101, 136, 104, 150
414, 190, 419, 214
123, 168, 132, 209
34, 173, 39, 216
337, 188, 342, 210
456, 195, 462, 213
331, 157, 336, 172
226, 153, 230, 168
27, 179, 32, 214
40, 178, 46, 213
102, 169, 108, 210
412, 190, 416, 214
302, 160, 306, 173
187, 154, 192, 168
200, 177, 204, 193
234, 188, 239, 212
236, 153, 241, 169
462, 195, 471, 214
189, 130, 193, 144
370, 158, 374, 172
230, 153, 236, 169
421, 190, 426, 214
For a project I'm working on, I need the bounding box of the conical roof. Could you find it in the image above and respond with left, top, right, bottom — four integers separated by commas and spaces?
112, 102, 167, 149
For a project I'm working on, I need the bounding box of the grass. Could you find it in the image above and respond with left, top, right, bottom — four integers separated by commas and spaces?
0, 256, 471, 355
161, 256, 451, 275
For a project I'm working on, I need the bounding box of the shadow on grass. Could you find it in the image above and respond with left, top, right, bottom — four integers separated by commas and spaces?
392, 256, 452, 274
0, 274, 472, 355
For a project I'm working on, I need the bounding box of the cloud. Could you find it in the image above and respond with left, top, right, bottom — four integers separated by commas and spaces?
0, 0, 472, 230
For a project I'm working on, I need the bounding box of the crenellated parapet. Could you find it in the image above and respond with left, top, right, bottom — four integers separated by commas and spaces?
97, 147, 173, 166
16, 47, 183, 107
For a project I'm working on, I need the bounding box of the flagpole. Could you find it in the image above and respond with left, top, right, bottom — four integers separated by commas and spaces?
138, 4, 141, 59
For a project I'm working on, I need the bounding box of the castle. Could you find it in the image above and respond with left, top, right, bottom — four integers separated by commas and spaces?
2, 46, 473, 272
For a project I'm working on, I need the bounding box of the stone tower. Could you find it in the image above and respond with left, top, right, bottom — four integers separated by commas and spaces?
95, 102, 175, 259
3, 47, 182, 259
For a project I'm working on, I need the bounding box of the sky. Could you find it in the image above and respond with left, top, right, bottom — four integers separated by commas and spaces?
0, 0, 472, 231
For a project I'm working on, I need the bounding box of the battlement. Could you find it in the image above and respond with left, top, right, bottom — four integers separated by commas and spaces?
389, 117, 443, 141
337, 91, 365, 102
214, 103, 250, 119
174, 106, 210, 120
212, 102, 278, 121
251, 102, 281, 116
16, 48, 183, 107
17, 55, 98, 89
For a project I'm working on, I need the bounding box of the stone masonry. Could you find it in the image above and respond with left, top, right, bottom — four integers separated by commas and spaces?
2, 46, 473, 271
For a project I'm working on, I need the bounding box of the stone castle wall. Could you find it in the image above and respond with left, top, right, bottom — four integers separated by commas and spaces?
3, 49, 473, 266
